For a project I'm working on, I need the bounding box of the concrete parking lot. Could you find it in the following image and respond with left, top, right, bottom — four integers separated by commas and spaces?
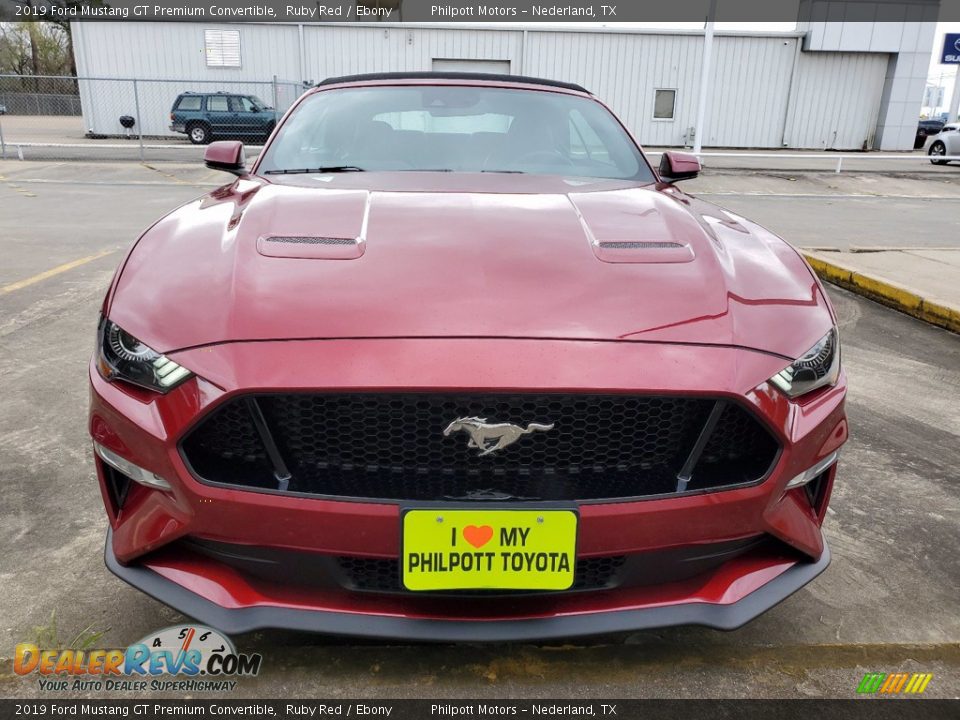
0, 160, 957, 699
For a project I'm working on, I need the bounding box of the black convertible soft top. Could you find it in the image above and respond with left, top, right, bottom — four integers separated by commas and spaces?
317, 71, 590, 94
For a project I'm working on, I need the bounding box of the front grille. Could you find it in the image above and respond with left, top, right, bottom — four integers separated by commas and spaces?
337, 555, 627, 594
180, 393, 779, 502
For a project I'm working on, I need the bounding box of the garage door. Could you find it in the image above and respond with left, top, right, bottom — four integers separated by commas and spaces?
783, 52, 889, 150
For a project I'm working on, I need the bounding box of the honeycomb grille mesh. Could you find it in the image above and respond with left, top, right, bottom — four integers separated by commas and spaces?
180, 393, 779, 502
337, 555, 627, 593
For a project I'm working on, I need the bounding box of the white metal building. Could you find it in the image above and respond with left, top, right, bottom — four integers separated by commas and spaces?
71, 13, 938, 150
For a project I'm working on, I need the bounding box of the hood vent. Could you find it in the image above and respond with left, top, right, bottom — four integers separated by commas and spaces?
598, 241, 683, 250
591, 239, 695, 264
266, 236, 357, 246
257, 235, 364, 260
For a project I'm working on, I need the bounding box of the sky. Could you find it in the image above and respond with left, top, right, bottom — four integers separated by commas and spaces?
926, 22, 960, 116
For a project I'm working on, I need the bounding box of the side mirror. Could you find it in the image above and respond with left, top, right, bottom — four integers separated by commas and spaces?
659, 151, 701, 183
204, 140, 247, 176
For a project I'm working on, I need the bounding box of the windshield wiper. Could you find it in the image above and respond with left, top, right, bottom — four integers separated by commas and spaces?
264, 166, 364, 174
481, 169, 525, 174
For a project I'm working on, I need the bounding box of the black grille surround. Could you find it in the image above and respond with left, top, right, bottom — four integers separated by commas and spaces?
179, 392, 780, 503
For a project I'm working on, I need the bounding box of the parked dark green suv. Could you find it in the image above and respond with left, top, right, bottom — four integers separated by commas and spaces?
170, 91, 276, 144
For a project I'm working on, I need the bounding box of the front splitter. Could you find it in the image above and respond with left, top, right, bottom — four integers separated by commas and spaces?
104, 528, 830, 642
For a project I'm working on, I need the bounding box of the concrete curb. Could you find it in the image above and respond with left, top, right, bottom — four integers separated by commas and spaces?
802, 251, 960, 334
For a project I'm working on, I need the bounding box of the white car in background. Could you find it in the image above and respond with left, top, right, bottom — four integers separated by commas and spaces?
927, 123, 959, 164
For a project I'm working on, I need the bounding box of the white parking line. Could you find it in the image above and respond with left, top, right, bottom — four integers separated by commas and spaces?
6, 178, 218, 188
698, 191, 960, 200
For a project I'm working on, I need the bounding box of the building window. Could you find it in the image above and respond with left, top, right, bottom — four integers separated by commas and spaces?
653, 89, 676, 120
204, 29, 241, 68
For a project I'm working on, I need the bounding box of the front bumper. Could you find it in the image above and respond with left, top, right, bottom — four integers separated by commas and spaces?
91, 337, 847, 639
105, 526, 830, 640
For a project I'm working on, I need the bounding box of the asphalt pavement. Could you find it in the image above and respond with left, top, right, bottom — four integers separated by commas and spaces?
0, 161, 957, 699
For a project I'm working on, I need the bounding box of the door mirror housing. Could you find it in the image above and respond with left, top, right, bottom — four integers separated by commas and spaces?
204, 141, 247, 176
659, 151, 701, 183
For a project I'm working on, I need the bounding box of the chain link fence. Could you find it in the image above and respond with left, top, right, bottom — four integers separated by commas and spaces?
0, 75, 306, 162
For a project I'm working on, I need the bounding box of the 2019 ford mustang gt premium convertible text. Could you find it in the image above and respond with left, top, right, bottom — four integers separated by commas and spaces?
90, 72, 847, 641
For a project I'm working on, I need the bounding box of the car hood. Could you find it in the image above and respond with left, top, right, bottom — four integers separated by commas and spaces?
109, 174, 832, 359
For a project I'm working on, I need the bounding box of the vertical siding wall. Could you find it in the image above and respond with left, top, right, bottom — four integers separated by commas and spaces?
522, 30, 703, 147
302, 26, 522, 79
72, 22, 304, 137
72, 22, 895, 149
704, 37, 798, 147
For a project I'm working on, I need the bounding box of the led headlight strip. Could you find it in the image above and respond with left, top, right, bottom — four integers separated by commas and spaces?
97, 318, 193, 393
769, 328, 840, 399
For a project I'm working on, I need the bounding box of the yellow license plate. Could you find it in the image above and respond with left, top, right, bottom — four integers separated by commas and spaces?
401, 508, 578, 591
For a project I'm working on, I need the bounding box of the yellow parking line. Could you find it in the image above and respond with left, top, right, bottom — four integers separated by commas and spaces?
1, 247, 117, 295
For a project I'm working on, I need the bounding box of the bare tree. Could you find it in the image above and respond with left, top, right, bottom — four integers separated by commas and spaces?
0, 23, 33, 76
9, 0, 105, 76
0, 22, 71, 76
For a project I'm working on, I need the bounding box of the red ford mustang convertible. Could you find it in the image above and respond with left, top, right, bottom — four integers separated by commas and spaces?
90, 72, 847, 640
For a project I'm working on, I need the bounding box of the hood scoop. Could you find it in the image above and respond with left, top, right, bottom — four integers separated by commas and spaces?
590, 239, 695, 264
598, 241, 683, 250
569, 191, 697, 265
257, 235, 364, 260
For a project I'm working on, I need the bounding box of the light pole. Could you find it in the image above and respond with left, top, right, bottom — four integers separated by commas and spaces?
949, 70, 960, 122
693, 0, 718, 155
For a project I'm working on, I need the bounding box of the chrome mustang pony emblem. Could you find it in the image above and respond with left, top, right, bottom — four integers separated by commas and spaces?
443, 417, 555, 456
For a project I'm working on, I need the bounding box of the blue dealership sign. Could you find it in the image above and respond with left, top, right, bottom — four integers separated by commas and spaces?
942, 33, 960, 64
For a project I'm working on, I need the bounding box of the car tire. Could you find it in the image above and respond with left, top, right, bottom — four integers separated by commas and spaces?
187, 123, 211, 145
929, 141, 948, 165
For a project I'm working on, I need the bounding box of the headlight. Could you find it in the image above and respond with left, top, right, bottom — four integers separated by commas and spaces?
97, 318, 192, 393
769, 328, 840, 398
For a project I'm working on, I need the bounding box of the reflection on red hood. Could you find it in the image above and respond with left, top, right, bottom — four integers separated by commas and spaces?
108, 173, 831, 359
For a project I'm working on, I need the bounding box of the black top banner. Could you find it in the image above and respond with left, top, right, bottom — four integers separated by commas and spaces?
2, 0, 960, 23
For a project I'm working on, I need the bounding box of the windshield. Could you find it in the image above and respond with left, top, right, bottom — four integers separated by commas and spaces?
257, 85, 654, 181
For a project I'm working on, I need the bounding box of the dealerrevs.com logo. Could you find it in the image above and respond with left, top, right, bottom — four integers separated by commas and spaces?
15, 625, 262, 693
